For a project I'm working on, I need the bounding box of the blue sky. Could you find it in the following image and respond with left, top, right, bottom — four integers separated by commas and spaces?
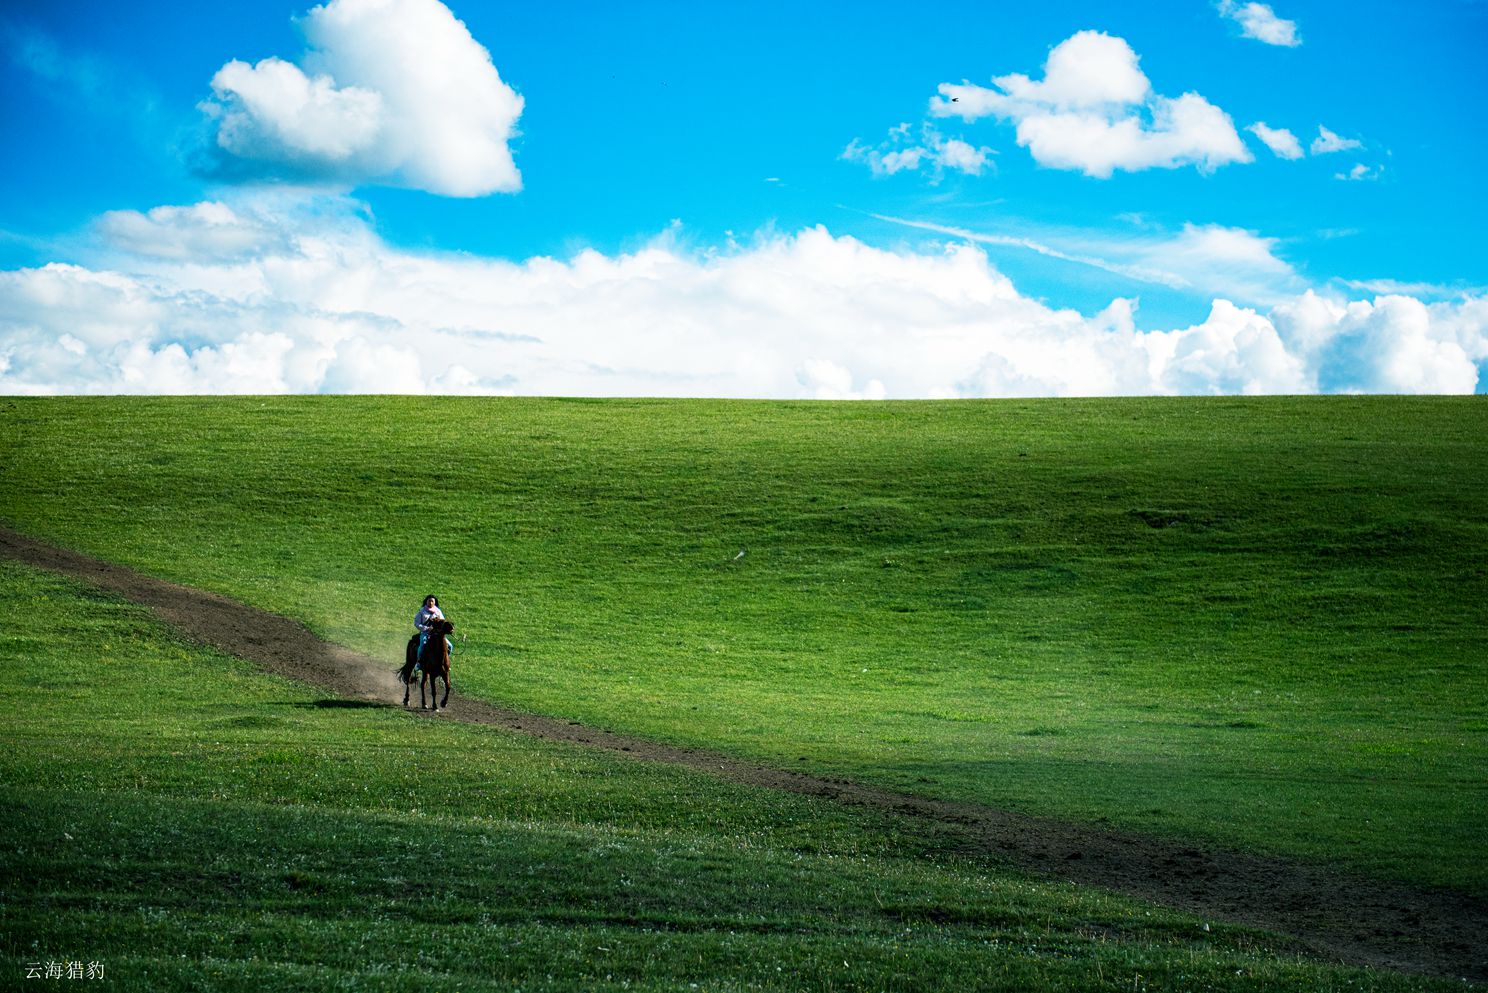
2, 0, 1485, 396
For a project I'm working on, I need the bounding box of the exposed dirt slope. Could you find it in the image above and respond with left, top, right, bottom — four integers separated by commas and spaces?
2, 525, 1482, 984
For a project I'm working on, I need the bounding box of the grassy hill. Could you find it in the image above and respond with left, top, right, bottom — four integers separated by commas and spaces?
1, 395, 1484, 900
0, 559, 1468, 991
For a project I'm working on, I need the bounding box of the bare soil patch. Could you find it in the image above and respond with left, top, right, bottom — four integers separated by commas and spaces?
3, 525, 1482, 984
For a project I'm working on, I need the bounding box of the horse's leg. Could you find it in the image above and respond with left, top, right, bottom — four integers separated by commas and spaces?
402, 640, 417, 705
438, 644, 451, 709
420, 670, 428, 710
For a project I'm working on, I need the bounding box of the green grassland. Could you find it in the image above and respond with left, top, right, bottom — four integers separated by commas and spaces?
0, 560, 1467, 992
1, 396, 1484, 898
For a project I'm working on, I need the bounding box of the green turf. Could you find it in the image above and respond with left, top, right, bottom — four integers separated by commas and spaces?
0, 560, 1466, 991
0, 395, 1484, 896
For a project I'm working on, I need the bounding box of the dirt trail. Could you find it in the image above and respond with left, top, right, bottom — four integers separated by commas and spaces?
2, 525, 1483, 984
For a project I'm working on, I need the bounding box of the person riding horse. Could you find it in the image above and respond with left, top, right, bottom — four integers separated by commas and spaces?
400, 595, 454, 710
405, 616, 454, 710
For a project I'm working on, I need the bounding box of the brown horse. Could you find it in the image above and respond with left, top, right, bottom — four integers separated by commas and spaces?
401, 618, 453, 710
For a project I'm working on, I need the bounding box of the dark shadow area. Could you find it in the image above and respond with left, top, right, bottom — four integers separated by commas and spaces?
297, 699, 393, 710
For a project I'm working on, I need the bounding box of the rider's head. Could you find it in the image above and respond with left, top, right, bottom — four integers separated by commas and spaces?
423, 595, 439, 609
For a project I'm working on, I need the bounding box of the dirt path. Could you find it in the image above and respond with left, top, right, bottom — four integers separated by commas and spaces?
2, 525, 1483, 984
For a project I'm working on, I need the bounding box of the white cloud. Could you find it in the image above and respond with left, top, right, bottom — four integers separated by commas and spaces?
936, 138, 992, 175
1247, 122, 1303, 160
871, 214, 1190, 289
319, 338, 426, 393
976, 29, 1151, 110
1339, 277, 1485, 299
1268, 291, 1483, 392
1218, 2, 1301, 47
1334, 163, 1382, 182
798, 359, 888, 400
843, 124, 992, 179
930, 31, 1251, 177
1246, 123, 1373, 172
1, 200, 1482, 398
875, 214, 1300, 306
1171, 224, 1289, 275
1274, 294, 1479, 393
1151, 300, 1309, 394
1429, 296, 1488, 367
115, 332, 300, 394
96, 202, 283, 262
1311, 125, 1362, 155
208, 57, 384, 166
842, 138, 925, 177
200, 0, 523, 196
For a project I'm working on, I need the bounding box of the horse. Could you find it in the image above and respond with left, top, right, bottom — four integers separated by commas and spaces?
400, 618, 453, 711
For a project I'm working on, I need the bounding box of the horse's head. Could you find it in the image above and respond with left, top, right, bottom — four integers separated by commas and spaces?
431, 618, 455, 636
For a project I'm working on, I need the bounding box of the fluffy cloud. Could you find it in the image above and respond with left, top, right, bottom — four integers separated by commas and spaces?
2, 199, 1482, 398
842, 124, 993, 179
208, 57, 384, 166
930, 31, 1250, 177
1218, 2, 1301, 47
200, 0, 523, 196
1247, 122, 1303, 160
974, 29, 1151, 108
1273, 292, 1478, 393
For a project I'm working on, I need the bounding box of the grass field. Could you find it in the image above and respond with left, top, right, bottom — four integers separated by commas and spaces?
0, 395, 1484, 901
0, 559, 1469, 992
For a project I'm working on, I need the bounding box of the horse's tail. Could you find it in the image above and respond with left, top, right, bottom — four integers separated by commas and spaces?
399, 634, 419, 683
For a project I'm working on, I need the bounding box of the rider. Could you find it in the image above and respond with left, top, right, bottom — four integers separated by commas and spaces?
402, 595, 454, 693
413, 595, 452, 655
401, 595, 449, 684
415, 594, 445, 653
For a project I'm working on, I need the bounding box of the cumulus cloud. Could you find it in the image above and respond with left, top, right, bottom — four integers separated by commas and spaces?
930, 31, 1250, 177
1273, 292, 1478, 393
1218, 1, 1301, 47
2, 199, 1482, 398
199, 0, 523, 196
207, 57, 384, 166
1311, 125, 1362, 155
1247, 122, 1303, 160
842, 123, 993, 179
